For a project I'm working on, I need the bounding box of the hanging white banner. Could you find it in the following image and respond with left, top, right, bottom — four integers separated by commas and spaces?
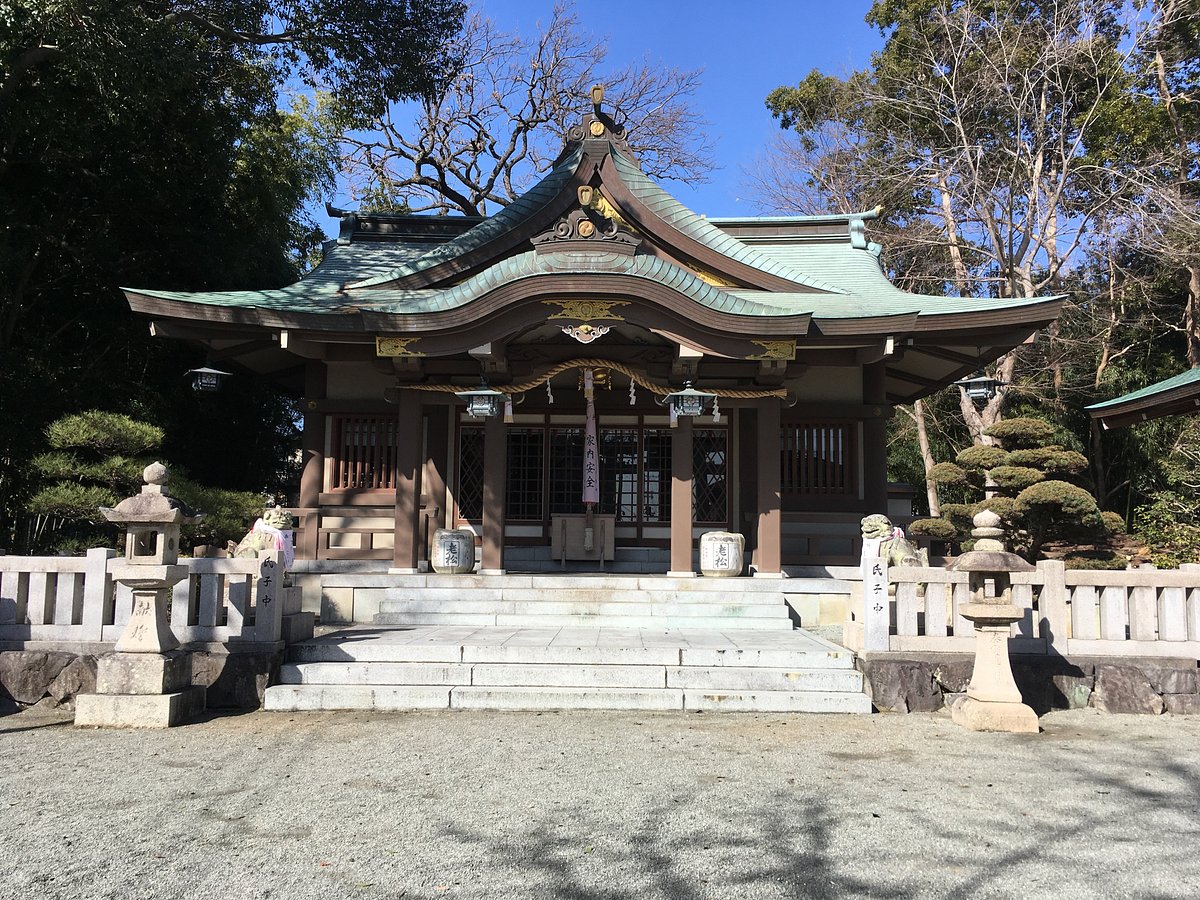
582, 370, 600, 506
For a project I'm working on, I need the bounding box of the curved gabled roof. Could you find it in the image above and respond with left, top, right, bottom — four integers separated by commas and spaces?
348, 144, 586, 289
123, 105, 1065, 406
128, 249, 811, 320
604, 150, 844, 294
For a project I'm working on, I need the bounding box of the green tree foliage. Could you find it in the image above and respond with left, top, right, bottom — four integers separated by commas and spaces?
910, 417, 1109, 558
26, 411, 262, 553
1131, 417, 1200, 566
0, 2, 463, 551
155, 0, 466, 122
763, 0, 1200, 548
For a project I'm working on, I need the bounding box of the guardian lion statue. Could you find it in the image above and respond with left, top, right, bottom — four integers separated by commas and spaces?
232, 507, 295, 568
860, 514, 928, 568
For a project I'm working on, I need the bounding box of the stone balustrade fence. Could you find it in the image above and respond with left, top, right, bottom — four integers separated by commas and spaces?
846, 559, 1200, 658
0, 549, 282, 647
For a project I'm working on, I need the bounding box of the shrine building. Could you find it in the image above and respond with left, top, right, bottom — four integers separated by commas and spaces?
123, 98, 1063, 583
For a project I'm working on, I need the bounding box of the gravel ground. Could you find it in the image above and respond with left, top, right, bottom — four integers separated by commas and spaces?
2, 705, 1199, 900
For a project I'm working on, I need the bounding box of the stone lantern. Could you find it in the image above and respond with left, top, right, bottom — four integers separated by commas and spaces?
75, 462, 206, 728
947, 509, 1039, 734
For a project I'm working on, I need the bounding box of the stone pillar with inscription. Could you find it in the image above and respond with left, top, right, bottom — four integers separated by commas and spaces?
75, 463, 207, 728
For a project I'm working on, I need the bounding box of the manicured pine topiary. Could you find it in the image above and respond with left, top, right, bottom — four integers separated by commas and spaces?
913, 416, 1113, 559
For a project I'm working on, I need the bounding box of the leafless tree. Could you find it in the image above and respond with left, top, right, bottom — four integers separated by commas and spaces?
340, 1, 714, 215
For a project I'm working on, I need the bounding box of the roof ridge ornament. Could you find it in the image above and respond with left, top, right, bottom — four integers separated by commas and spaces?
530, 195, 642, 256
563, 82, 633, 157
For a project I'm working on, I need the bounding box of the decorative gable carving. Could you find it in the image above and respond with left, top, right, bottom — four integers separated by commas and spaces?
530, 198, 642, 257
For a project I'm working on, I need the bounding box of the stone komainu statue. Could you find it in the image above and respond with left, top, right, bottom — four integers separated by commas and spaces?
232, 507, 295, 567
860, 514, 928, 568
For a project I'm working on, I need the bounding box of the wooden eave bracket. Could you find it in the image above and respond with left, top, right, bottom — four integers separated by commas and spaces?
855, 336, 896, 365
672, 343, 703, 381
470, 341, 510, 380
278, 330, 326, 360
755, 358, 789, 386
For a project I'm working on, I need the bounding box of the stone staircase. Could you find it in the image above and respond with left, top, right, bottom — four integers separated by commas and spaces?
263, 625, 871, 713
364, 574, 795, 630
505, 544, 669, 573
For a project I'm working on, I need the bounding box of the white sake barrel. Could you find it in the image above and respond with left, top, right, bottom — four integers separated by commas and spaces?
431, 528, 475, 574
699, 531, 745, 577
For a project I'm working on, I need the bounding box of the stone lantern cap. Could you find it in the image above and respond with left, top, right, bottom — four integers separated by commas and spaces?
99, 462, 203, 525
947, 509, 1034, 574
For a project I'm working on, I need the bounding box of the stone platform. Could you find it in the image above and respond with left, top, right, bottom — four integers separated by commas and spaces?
263, 625, 871, 714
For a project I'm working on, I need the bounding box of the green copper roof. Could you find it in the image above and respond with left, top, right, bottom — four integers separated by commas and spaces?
728, 288, 1060, 320
1086, 366, 1200, 411
132, 248, 811, 319
126, 137, 1059, 326
347, 144, 585, 289
607, 150, 845, 294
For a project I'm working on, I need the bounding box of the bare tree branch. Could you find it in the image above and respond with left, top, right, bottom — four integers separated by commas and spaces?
340, 1, 714, 215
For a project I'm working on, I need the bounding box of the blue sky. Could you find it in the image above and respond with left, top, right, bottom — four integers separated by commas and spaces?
473, 0, 882, 217
324, 2, 882, 228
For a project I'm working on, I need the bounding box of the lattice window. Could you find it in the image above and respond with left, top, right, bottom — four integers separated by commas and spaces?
599, 429, 639, 520
641, 429, 672, 522
781, 422, 855, 495
331, 416, 399, 489
693, 428, 728, 524
549, 428, 583, 514
456, 426, 485, 520
506, 428, 545, 521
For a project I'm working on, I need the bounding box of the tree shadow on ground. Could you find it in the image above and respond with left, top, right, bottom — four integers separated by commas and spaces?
432, 727, 1200, 899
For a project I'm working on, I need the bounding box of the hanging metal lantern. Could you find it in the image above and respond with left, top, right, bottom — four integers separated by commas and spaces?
186, 366, 231, 393
953, 370, 1006, 404
454, 380, 506, 418
661, 380, 717, 419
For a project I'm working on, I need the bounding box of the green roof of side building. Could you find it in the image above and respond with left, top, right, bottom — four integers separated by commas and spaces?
1087, 366, 1200, 429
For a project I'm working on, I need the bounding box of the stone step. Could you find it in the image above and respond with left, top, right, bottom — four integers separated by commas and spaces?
263, 684, 451, 711
373, 588, 788, 606
279, 662, 472, 685
666, 666, 863, 693
279, 660, 862, 693
290, 639, 855, 670
683, 690, 872, 713
468, 663, 665, 689
375, 598, 791, 617
322, 574, 785, 593
450, 685, 683, 711
370, 612, 794, 630
262, 682, 870, 713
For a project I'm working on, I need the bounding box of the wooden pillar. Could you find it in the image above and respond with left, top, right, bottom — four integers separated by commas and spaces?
737, 408, 757, 557
422, 406, 450, 564
392, 391, 423, 572
755, 399, 782, 576
298, 362, 326, 561
863, 361, 889, 513
482, 414, 507, 573
669, 416, 695, 576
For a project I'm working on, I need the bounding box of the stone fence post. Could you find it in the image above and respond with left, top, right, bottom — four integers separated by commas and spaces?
1036, 559, 1069, 655
82, 547, 116, 641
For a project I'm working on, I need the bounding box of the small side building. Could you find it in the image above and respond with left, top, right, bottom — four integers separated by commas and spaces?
124, 103, 1063, 576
